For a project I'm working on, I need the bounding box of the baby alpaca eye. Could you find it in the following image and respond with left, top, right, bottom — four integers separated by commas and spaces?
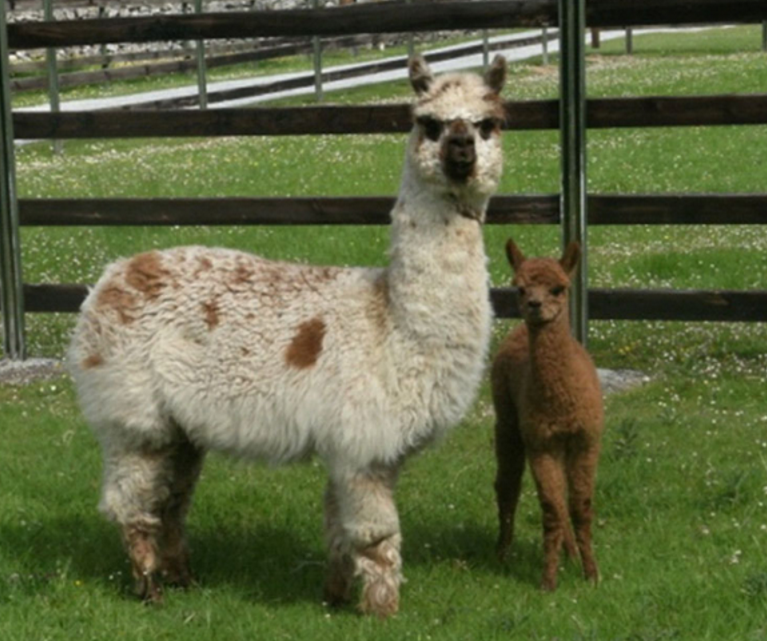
517, 286, 526, 296
417, 117, 443, 142
550, 286, 565, 296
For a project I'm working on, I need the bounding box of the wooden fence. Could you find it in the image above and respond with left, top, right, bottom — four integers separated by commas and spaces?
2, 0, 767, 358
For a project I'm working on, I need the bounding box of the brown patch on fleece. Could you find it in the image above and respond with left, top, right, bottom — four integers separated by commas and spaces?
366, 274, 390, 334
96, 284, 138, 325
202, 299, 220, 330
285, 317, 326, 369
81, 353, 104, 369
193, 256, 213, 278
125, 251, 171, 300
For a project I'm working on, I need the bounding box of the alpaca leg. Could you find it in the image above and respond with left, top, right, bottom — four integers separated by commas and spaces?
567, 442, 601, 584
159, 436, 205, 588
323, 481, 355, 607
493, 411, 526, 561
100, 444, 178, 603
331, 467, 402, 618
529, 450, 569, 591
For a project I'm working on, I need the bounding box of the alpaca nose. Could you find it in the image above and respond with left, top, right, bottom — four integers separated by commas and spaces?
527, 299, 542, 309
447, 133, 476, 164
444, 128, 476, 181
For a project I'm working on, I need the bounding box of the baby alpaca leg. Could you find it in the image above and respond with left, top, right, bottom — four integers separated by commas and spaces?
159, 436, 205, 588
332, 467, 402, 618
567, 442, 601, 584
494, 411, 526, 561
529, 451, 570, 591
100, 444, 177, 603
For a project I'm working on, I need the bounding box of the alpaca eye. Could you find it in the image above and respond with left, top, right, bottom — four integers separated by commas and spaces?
550, 286, 565, 296
477, 118, 499, 140
418, 117, 443, 142
517, 287, 526, 296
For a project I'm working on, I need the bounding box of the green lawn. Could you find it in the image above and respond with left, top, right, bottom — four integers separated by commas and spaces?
2, 25, 767, 640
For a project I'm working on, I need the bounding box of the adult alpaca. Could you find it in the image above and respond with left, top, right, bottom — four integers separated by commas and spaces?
68, 55, 508, 617
492, 240, 604, 591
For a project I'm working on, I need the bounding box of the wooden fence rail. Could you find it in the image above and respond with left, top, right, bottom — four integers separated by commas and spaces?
8, 0, 767, 50
13, 94, 767, 139
16, 194, 767, 227
23, 284, 767, 322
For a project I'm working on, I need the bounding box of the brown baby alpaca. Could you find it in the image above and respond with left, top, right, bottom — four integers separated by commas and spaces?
491, 239, 604, 591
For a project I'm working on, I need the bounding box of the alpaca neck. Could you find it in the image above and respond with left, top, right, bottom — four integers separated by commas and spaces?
527, 313, 579, 390
384, 167, 491, 341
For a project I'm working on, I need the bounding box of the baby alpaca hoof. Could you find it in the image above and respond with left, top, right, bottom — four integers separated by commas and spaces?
359, 580, 399, 619
540, 575, 558, 592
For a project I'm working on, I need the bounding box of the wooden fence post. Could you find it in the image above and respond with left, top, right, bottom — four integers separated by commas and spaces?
43, 0, 62, 154
626, 27, 634, 54
558, 0, 588, 344
195, 0, 208, 109
762, 21, 766, 52
542, 26, 549, 64
0, 1, 25, 359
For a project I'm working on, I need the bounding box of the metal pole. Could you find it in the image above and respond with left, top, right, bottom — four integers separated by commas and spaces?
194, 0, 208, 109
482, 29, 489, 69
558, 0, 588, 344
43, 0, 62, 154
762, 22, 766, 52
626, 27, 634, 55
312, 0, 323, 102
0, 1, 26, 360
542, 27, 549, 65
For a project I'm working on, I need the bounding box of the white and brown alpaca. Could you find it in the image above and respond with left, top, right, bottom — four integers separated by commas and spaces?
491, 240, 603, 591
68, 55, 508, 617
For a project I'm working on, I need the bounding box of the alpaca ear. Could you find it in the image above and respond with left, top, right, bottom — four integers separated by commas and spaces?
505, 239, 525, 273
484, 55, 507, 95
409, 55, 434, 96
560, 241, 581, 277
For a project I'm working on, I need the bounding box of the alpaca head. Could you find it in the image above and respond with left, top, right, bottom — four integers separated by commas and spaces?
505, 239, 580, 326
406, 55, 507, 213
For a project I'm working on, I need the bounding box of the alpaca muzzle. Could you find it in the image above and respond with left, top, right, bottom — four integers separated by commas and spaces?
443, 125, 476, 183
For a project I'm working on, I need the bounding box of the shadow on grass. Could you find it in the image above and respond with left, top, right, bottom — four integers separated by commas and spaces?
1, 510, 552, 605
0, 516, 323, 606
405, 519, 544, 589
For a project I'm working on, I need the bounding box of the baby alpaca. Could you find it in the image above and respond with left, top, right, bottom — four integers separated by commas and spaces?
491, 239, 603, 591
68, 55, 508, 617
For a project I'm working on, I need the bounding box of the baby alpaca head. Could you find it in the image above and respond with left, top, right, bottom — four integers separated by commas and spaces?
506, 239, 580, 326
407, 55, 507, 209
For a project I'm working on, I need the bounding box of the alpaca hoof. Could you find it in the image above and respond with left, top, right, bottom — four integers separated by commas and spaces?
161, 562, 195, 589
359, 580, 399, 619
136, 575, 163, 605
323, 585, 352, 609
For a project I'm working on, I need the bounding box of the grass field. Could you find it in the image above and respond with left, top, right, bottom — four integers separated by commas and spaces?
2, 25, 767, 640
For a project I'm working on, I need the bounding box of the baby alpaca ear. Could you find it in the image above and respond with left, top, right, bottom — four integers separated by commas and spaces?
505, 239, 526, 273
484, 55, 507, 95
409, 55, 434, 96
560, 241, 581, 278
